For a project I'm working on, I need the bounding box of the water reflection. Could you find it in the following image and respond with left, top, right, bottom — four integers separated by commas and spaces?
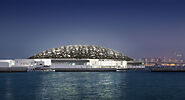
1, 72, 185, 100
4, 76, 13, 100
0, 73, 45, 100
0, 72, 129, 100
38, 72, 128, 100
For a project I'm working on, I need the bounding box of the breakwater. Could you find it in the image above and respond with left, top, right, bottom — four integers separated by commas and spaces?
54, 68, 117, 72
0, 67, 28, 72
0, 67, 117, 72
3, 66, 185, 72
151, 66, 185, 72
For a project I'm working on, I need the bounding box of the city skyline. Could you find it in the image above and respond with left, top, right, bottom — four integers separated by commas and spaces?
0, 0, 185, 58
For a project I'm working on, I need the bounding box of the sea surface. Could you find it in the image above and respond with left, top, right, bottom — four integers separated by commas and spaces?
0, 71, 185, 100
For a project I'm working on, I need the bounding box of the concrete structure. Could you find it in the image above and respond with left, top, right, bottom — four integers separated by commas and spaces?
0, 45, 144, 72
0, 67, 28, 72
0, 59, 51, 68
55, 68, 117, 72
0, 60, 14, 67
50, 59, 126, 69
28, 45, 138, 69
0, 59, 141, 68
14, 59, 51, 69
88, 59, 125, 68
127, 61, 145, 68
14, 59, 35, 67
0, 59, 144, 71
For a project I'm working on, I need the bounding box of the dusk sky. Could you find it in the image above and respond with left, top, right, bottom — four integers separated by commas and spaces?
0, 0, 185, 59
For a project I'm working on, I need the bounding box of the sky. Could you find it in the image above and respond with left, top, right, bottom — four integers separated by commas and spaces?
0, 0, 185, 59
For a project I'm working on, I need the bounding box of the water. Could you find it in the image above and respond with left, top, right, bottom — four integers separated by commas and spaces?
0, 71, 185, 100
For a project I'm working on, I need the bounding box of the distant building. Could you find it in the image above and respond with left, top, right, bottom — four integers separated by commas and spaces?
176, 53, 184, 63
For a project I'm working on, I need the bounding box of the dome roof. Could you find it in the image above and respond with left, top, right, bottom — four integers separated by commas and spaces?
29, 45, 132, 61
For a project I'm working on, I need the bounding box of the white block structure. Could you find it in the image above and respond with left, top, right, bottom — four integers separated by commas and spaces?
0, 58, 143, 69
0, 60, 14, 67
14, 59, 35, 67
122, 61, 127, 68
14, 59, 51, 67
34, 59, 51, 66
88, 59, 124, 68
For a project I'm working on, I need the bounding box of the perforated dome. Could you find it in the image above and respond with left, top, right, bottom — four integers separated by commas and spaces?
29, 45, 132, 61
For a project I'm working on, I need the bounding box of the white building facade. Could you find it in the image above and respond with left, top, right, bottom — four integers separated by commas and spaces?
0, 59, 144, 69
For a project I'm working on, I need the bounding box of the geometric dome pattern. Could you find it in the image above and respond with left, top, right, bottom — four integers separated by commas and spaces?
29, 45, 132, 61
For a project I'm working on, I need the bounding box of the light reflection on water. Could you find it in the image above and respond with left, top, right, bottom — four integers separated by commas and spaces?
4, 76, 13, 100
1, 72, 185, 100
38, 72, 128, 100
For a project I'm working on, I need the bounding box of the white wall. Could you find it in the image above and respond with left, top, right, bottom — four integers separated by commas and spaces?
51, 64, 91, 68
34, 59, 51, 66
88, 59, 99, 68
14, 59, 35, 67
0, 60, 14, 67
14, 59, 51, 67
122, 61, 127, 68
88, 59, 123, 68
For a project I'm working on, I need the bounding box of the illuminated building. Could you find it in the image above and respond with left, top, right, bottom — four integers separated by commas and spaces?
28, 45, 137, 69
